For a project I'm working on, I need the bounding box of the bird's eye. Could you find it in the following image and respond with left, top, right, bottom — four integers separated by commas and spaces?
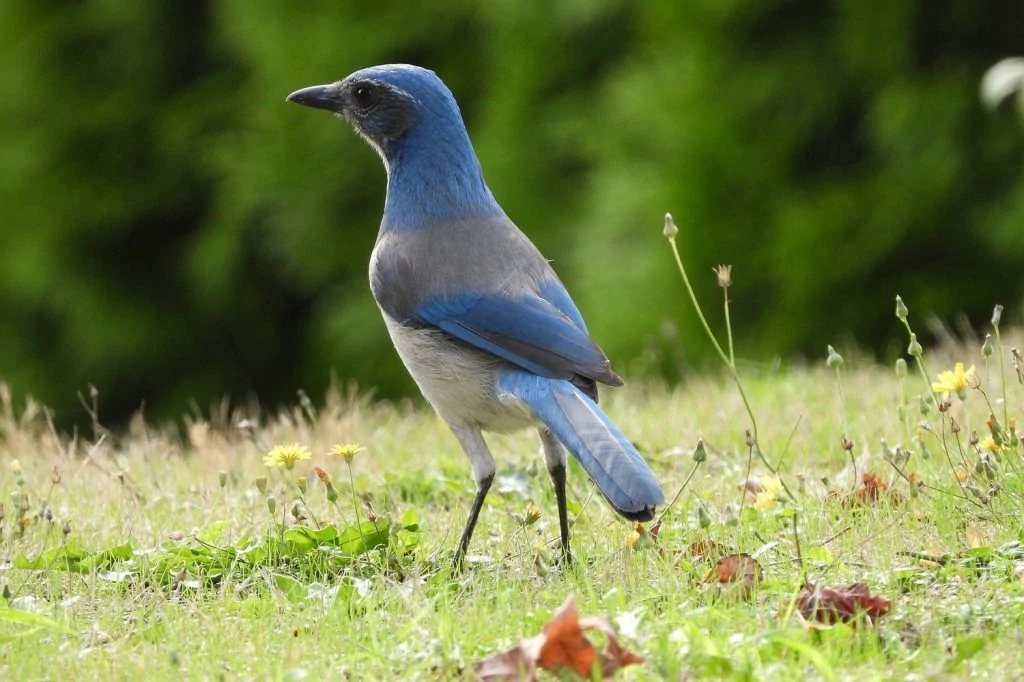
353, 85, 376, 109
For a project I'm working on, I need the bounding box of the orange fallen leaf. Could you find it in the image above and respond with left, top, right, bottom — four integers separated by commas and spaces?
476, 596, 644, 681
796, 582, 890, 625
831, 473, 904, 508
688, 539, 728, 562
705, 553, 762, 598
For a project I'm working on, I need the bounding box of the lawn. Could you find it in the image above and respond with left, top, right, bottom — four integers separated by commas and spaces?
2, 311, 1024, 679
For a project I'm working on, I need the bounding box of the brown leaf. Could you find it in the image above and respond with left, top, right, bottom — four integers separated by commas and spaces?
475, 596, 644, 681
476, 643, 540, 681
537, 598, 597, 676
687, 539, 728, 562
832, 473, 904, 508
705, 553, 762, 597
796, 583, 891, 625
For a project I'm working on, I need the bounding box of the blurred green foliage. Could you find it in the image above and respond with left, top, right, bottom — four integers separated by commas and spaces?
0, 0, 1022, 424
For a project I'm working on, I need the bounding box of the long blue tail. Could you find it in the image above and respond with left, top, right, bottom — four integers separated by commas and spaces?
497, 371, 664, 520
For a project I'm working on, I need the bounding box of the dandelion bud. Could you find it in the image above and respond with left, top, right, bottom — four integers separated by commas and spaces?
62, 520, 71, 536
880, 439, 894, 461
51, 466, 61, 485
939, 400, 950, 413
697, 505, 712, 529
992, 304, 1004, 327
896, 405, 906, 422
663, 213, 678, 239
896, 358, 908, 379
295, 477, 308, 494
982, 334, 995, 358
218, 471, 228, 488
826, 345, 843, 368
966, 484, 988, 503
290, 502, 302, 521
314, 466, 330, 483
895, 295, 909, 322
266, 496, 277, 515
969, 431, 979, 447
254, 476, 268, 495
918, 394, 930, 415
950, 418, 961, 434
744, 429, 756, 449
907, 333, 923, 358
325, 482, 340, 503
841, 435, 854, 451
693, 438, 708, 463
43, 507, 52, 522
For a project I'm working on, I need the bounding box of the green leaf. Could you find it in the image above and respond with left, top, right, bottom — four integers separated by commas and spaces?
771, 636, 837, 682
196, 520, 230, 544
945, 635, 986, 671
0, 607, 73, 635
338, 521, 389, 557
802, 546, 834, 564
272, 573, 309, 603
400, 508, 420, 532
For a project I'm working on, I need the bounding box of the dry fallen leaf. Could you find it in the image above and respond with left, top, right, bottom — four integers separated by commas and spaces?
705, 553, 762, 598
688, 539, 728, 562
476, 596, 644, 681
831, 473, 904, 508
797, 582, 891, 625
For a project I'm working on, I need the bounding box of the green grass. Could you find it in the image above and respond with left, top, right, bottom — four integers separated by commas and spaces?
3, 331, 1024, 680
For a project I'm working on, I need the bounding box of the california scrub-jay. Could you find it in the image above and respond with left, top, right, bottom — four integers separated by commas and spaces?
287, 65, 663, 566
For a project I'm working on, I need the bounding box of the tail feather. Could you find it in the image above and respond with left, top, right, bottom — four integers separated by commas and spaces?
497, 371, 664, 520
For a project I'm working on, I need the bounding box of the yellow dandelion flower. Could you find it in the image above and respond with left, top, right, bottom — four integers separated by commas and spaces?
753, 491, 778, 512
330, 443, 366, 464
524, 502, 542, 526
9, 459, 21, 474
979, 436, 1000, 454
760, 476, 783, 496
263, 443, 311, 470
932, 362, 976, 401
625, 528, 642, 549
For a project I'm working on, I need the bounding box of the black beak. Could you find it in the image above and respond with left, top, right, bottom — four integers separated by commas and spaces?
286, 84, 340, 112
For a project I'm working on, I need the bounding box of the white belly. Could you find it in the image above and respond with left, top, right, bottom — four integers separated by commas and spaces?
383, 315, 535, 432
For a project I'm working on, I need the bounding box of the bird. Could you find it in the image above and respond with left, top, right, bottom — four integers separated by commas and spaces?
286, 65, 663, 567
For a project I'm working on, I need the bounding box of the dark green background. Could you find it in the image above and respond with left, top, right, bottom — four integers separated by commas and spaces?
1, 0, 1022, 425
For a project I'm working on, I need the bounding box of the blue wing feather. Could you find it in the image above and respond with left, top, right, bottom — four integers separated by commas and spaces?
413, 290, 618, 383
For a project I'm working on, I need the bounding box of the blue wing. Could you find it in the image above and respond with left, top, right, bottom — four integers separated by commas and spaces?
412, 287, 621, 386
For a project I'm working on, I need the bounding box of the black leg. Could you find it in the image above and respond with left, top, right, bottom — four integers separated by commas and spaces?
454, 472, 493, 569
549, 463, 572, 564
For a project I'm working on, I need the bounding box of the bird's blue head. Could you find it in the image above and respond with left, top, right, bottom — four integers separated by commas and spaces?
287, 64, 500, 230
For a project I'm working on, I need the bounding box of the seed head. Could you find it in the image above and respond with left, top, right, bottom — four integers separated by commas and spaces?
714, 264, 732, 289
